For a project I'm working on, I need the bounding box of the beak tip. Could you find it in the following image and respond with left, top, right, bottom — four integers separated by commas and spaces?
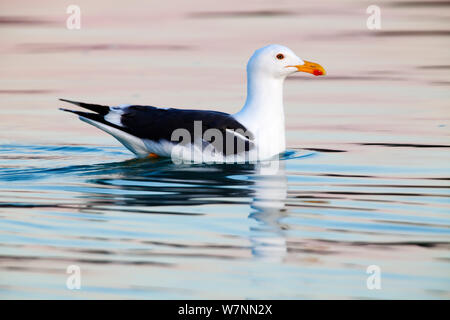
313, 69, 324, 76
295, 61, 326, 76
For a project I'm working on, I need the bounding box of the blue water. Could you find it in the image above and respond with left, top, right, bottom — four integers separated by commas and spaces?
0, 144, 449, 299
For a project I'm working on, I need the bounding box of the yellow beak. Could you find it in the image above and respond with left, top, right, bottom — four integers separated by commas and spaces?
292, 60, 326, 76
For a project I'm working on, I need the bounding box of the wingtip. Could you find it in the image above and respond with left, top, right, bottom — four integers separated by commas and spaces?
59, 98, 81, 106
59, 107, 76, 113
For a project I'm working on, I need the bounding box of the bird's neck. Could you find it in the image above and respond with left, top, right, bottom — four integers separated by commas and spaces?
235, 73, 286, 157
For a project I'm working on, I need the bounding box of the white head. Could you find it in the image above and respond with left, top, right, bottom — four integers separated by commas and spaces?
247, 44, 326, 80
236, 45, 326, 158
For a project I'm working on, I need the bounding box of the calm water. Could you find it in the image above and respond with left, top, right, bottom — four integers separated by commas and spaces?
0, 144, 449, 299
1, 0, 449, 299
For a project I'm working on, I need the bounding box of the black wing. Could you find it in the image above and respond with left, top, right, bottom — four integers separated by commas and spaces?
60, 100, 254, 155
121, 105, 254, 155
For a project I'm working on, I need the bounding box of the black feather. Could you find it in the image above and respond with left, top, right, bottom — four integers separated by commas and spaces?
59, 99, 110, 115
119, 106, 254, 154
59, 108, 122, 129
60, 102, 255, 155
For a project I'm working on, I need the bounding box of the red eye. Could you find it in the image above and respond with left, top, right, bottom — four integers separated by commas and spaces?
276, 53, 284, 60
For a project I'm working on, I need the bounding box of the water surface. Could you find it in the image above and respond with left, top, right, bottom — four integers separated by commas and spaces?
0, 0, 449, 299
0, 144, 449, 299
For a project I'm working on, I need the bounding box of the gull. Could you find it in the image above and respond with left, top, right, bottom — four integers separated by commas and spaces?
60, 44, 325, 162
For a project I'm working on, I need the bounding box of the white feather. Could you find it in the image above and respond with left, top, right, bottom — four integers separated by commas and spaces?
79, 116, 148, 157
104, 105, 127, 127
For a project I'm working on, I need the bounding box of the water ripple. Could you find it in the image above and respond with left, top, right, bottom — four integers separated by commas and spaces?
0, 144, 449, 299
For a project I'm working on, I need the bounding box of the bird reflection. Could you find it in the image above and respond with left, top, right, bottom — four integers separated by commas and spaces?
249, 160, 288, 262
70, 156, 288, 261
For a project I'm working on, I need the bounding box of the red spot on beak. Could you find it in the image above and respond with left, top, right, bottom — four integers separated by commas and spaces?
313, 69, 323, 76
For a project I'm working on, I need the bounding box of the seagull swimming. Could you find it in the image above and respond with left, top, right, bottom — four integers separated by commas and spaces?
60, 44, 325, 162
